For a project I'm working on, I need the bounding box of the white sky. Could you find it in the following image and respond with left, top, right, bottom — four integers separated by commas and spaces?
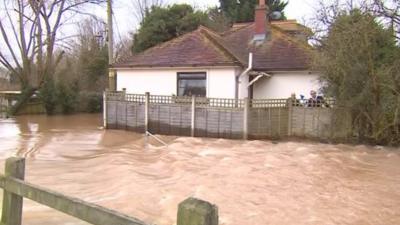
0, 0, 318, 65
109, 0, 318, 40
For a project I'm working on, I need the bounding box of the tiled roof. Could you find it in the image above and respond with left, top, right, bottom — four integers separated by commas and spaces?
113, 28, 241, 68
114, 21, 313, 71
221, 22, 313, 71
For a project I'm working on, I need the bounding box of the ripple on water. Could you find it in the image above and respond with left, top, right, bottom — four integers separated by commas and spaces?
0, 114, 399, 225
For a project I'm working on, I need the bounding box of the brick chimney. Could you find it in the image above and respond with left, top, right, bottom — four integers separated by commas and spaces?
254, 0, 269, 42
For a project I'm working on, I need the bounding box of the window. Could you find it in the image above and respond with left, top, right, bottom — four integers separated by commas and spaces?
177, 72, 206, 97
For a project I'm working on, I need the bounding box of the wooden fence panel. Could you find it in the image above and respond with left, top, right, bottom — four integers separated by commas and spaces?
194, 108, 244, 139
148, 104, 191, 136
194, 108, 207, 137
291, 107, 346, 138
248, 108, 289, 139
126, 103, 145, 132
117, 101, 127, 129
104, 92, 349, 141
230, 110, 244, 139
106, 101, 118, 128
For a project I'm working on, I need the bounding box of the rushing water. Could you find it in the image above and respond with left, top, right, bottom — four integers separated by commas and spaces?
0, 114, 399, 225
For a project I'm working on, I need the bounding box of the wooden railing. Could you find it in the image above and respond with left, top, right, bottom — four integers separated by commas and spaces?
0, 157, 218, 225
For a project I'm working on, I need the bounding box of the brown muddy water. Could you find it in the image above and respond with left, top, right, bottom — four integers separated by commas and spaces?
0, 114, 399, 225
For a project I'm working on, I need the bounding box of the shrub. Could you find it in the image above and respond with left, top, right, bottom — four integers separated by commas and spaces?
86, 92, 103, 113
39, 78, 57, 115
57, 82, 79, 114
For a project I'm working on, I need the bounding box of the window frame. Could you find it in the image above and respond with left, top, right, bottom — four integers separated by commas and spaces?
176, 72, 207, 97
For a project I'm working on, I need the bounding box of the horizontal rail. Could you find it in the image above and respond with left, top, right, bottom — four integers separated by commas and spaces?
0, 175, 149, 225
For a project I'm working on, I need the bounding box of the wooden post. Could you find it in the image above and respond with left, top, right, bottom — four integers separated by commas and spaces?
243, 97, 250, 140
191, 96, 196, 137
122, 88, 127, 101
103, 90, 108, 129
288, 98, 293, 136
107, 0, 116, 91
144, 92, 150, 133
1, 157, 25, 225
177, 198, 218, 225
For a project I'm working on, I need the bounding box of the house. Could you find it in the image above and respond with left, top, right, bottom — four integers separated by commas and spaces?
112, 0, 320, 99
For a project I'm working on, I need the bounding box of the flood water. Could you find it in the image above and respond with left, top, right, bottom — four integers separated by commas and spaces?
0, 114, 399, 225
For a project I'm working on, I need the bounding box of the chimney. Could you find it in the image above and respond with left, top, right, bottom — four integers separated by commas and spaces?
254, 0, 269, 42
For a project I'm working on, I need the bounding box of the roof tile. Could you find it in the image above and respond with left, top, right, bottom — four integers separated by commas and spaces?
114, 21, 313, 71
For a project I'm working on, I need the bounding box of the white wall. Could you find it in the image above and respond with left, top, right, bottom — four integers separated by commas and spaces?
253, 73, 321, 99
238, 73, 249, 99
207, 68, 236, 98
116, 67, 237, 98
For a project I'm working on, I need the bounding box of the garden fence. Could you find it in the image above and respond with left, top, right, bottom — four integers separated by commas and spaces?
104, 91, 350, 140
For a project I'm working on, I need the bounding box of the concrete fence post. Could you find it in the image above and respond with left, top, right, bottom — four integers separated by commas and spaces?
243, 97, 250, 140
177, 197, 218, 225
103, 90, 108, 129
288, 98, 293, 136
191, 96, 196, 137
144, 92, 150, 133
1, 157, 25, 225
122, 88, 127, 101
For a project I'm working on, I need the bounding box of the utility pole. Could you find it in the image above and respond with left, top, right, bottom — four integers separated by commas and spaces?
107, 0, 116, 91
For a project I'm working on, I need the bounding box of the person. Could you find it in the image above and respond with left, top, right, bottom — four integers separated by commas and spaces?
307, 90, 329, 107
307, 90, 317, 107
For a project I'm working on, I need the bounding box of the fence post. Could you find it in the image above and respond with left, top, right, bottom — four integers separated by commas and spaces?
145, 92, 150, 133
103, 90, 108, 129
243, 97, 250, 140
288, 98, 293, 136
1, 157, 25, 225
122, 89, 127, 129
177, 197, 218, 225
191, 96, 196, 137
122, 88, 127, 101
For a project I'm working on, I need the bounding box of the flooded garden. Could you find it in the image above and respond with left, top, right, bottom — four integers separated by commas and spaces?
0, 114, 399, 225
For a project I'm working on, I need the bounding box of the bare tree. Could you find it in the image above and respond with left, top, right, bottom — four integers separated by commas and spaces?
114, 35, 134, 63
309, 0, 367, 44
0, 0, 105, 113
131, 0, 164, 23
370, 0, 400, 41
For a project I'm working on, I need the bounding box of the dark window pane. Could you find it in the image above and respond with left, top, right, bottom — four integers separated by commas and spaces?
178, 73, 206, 79
177, 72, 206, 97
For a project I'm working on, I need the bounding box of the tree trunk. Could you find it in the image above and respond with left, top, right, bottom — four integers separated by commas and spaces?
10, 87, 37, 115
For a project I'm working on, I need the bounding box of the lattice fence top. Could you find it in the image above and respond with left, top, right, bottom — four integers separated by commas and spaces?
106, 92, 335, 108
126, 94, 145, 103
150, 95, 192, 104
251, 99, 287, 108
106, 92, 125, 101
197, 97, 244, 108
289, 98, 336, 108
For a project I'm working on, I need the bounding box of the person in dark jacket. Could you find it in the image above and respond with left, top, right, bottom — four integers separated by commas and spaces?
307, 90, 330, 107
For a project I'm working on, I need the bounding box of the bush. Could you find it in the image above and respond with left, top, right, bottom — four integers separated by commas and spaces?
86, 93, 103, 113
39, 78, 57, 115
57, 82, 79, 114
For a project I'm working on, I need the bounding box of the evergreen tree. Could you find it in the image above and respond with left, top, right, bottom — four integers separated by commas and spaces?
132, 4, 209, 53
219, 0, 288, 23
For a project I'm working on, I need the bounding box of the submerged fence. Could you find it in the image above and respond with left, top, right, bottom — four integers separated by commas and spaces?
104, 91, 351, 140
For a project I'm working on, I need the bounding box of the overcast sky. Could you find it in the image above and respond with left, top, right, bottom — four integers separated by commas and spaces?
109, 0, 318, 40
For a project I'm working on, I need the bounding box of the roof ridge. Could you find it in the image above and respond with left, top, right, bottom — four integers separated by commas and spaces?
271, 19, 298, 24
221, 22, 254, 37
114, 28, 204, 66
270, 25, 313, 52
198, 26, 245, 66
